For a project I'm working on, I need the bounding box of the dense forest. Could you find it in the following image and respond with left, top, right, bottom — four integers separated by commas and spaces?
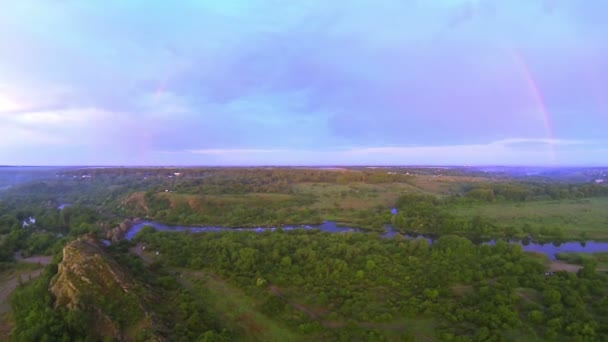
133, 228, 607, 341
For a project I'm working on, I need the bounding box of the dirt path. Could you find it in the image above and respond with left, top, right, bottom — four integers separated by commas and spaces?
549, 260, 583, 273
0, 255, 52, 315
0, 269, 44, 313
14, 253, 52, 265
0, 256, 52, 341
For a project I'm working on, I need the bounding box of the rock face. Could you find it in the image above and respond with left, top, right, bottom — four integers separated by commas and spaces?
105, 218, 140, 242
50, 235, 164, 341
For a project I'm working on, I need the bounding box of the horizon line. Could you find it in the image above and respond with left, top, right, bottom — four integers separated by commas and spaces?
2, 164, 608, 168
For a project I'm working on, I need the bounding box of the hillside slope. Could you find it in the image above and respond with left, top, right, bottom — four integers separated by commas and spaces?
50, 236, 164, 341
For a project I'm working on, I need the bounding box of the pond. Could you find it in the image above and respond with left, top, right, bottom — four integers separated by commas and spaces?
125, 220, 608, 260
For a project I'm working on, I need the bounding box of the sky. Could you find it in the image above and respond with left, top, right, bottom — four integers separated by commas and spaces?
0, 0, 607, 166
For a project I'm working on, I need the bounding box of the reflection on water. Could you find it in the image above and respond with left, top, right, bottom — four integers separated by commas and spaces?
125, 221, 608, 260
125, 220, 358, 240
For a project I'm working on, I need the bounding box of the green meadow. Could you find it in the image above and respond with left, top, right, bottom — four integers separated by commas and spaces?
450, 197, 608, 240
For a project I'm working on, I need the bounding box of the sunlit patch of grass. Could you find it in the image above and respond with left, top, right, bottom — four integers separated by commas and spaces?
184, 272, 303, 341
451, 197, 608, 240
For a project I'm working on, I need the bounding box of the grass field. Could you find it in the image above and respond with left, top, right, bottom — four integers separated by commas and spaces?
139, 182, 417, 229
555, 252, 608, 268
272, 284, 438, 341
409, 175, 494, 195
293, 174, 494, 208
292, 182, 415, 210
130, 175, 608, 239
159, 183, 412, 211
450, 197, 608, 240
159, 192, 296, 207
183, 271, 304, 342
182, 271, 439, 341
130, 245, 304, 341
146, 174, 488, 213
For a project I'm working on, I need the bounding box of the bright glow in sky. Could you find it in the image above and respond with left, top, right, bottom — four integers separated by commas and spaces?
1, 0, 607, 165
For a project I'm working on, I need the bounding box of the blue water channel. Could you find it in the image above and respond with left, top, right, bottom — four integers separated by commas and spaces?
125, 221, 608, 260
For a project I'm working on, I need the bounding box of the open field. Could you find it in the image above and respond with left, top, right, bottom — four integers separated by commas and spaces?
293, 182, 415, 209
409, 175, 495, 194
184, 272, 303, 342
182, 270, 439, 341
450, 197, 608, 240
268, 284, 438, 341
158, 192, 296, 207
548, 260, 583, 273
555, 252, 608, 269
157, 182, 413, 212
128, 176, 608, 237
130, 245, 304, 341
133, 246, 438, 340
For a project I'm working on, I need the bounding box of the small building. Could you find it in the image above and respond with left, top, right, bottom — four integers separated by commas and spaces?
22, 217, 36, 228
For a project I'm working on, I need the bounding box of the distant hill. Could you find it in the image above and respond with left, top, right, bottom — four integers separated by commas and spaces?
0, 166, 71, 191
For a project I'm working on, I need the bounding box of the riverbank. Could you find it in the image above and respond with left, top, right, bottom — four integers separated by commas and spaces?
124, 220, 608, 261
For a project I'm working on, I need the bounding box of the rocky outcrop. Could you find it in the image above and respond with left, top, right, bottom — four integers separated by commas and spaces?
50, 235, 164, 341
105, 218, 140, 242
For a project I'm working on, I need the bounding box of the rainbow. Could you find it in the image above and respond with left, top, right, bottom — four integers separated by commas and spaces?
511, 50, 558, 165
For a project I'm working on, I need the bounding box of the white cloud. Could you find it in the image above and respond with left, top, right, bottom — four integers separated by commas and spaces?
0, 124, 65, 148
187, 149, 280, 155
490, 138, 589, 146
0, 107, 118, 148
13, 111, 84, 125
0, 95, 23, 113
177, 138, 601, 166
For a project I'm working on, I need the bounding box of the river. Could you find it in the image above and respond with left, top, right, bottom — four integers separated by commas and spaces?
125, 220, 608, 260
125, 220, 359, 240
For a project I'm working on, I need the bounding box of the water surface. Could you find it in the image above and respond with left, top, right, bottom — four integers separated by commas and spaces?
126, 221, 608, 260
